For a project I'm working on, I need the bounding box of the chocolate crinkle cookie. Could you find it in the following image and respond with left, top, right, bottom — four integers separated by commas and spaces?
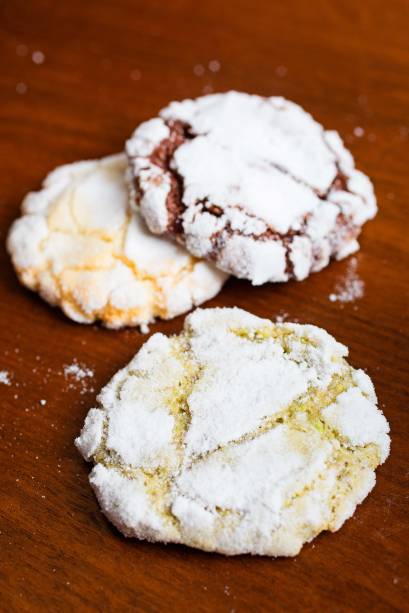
126, 91, 377, 285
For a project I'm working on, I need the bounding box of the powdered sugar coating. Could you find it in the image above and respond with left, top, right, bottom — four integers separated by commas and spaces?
126, 92, 377, 285
7, 154, 227, 329
76, 307, 390, 556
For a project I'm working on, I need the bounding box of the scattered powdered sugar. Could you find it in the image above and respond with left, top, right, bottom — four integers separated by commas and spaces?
193, 61, 220, 76
139, 323, 150, 335
273, 311, 299, 324
130, 69, 141, 81
353, 126, 365, 138
274, 311, 289, 323
193, 64, 205, 76
275, 65, 287, 77
208, 60, 221, 73
0, 370, 11, 385
64, 361, 93, 380
329, 257, 364, 303
16, 44, 28, 57
32, 50, 45, 64
63, 360, 94, 394
16, 82, 28, 95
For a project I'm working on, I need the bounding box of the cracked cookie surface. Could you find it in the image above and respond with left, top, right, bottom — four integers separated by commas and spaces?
7, 154, 227, 329
76, 307, 390, 556
126, 91, 377, 285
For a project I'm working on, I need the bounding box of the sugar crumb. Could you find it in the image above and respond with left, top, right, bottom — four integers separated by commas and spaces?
63, 360, 94, 395
16, 44, 28, 57
0, 370, 11, 385
208, 60, 221, 73
329, 257, 364, 303
353, 126, 364, 138
16, 82, 28, 95
130, 69, 141, 81
275, 65, 287, 77
64, 361, 93, 380
32, 50, 45, 64
193, 64, 205, 76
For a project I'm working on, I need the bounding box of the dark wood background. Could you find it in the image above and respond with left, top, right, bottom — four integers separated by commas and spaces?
0, 1, 408, 610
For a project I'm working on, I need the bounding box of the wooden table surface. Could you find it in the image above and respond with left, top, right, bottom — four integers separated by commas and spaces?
1, 1, 408, 610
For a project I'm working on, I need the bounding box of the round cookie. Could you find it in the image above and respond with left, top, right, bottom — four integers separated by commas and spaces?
126, 91, 377, 285
7, 154, 227, 329
76, 307, 390, 556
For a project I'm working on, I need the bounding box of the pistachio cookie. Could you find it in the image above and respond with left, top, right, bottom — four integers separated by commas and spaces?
76, 307, 390, 556
126, 92, 377, 285
7, 155, 227, 329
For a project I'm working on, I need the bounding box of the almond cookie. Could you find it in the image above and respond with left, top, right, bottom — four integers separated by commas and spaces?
7, 154, 227, 329
126, 92, 377, 285
76, 307, 390, 556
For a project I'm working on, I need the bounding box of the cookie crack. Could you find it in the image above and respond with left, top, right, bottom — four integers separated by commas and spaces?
282, 442, 380, 533
176, 371, 380, 528
185, 369, 353, 469
167, 335, 202, 459
144, 120, 358, 240
89, 337, 204, 533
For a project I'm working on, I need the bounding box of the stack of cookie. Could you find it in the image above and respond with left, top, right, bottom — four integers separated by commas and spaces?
7, 91, 376, 329
7, 92, 390, 557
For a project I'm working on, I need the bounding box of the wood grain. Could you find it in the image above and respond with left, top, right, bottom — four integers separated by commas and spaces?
0, 1, 408, 610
